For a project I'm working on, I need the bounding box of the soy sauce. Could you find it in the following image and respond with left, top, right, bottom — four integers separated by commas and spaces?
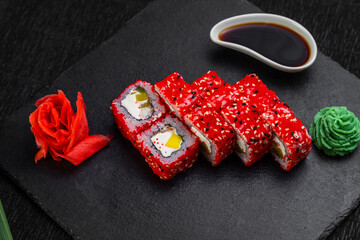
219, 22, 310, 67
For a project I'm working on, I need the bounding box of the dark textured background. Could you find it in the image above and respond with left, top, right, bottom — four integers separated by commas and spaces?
0, 0, 359, 239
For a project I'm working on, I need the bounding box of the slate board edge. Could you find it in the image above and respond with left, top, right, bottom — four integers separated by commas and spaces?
0, 165, 77, 239
319, 195, 360, 240
0, 3, 157, 240
1, 0, 360, 239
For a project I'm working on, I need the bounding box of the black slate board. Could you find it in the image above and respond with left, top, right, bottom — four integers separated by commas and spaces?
1, 0, 360, 239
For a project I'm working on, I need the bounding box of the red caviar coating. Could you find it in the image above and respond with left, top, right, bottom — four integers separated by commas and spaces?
184, 102, 236, 166
234, 73, 268, 93
233, 74, 279, 114
191, 71, 229, 90
191, 71, 230, 99
221, 95, 259, 121
191, 71, 237, 112
262, 102, 312, 171
155, 72, 202, 117
210, 85, 242, 112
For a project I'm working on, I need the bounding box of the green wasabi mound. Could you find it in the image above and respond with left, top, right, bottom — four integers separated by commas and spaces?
309, 106, 360, 156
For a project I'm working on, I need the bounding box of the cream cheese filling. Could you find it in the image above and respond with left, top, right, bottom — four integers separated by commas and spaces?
121, 88, 153, 120
151, 126, 183, 157
236, 134, 246, 153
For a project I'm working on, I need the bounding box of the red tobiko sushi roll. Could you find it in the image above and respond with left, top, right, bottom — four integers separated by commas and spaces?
184, 103, 236, 166
220, 97, 272, 166
191, 71, 273, 166
111, 80, 166, 142
156, 72, 236, 166
262, 102, 312, 171
209, 85, 242, 112
233, 74, 279, 114
135, 114, 199, 180
154, 72, 202, 118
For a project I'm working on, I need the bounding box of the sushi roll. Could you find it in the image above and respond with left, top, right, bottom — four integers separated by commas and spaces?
183, 103, 236, 166
221, 97, 272, 166
111, 80, 166, 142
262, 102, 312, 171
155, 72, 202, 118
233, 74, 279, 114
156, 72, 236, 166
192, 71, 273, 166
135, 114, 199, 180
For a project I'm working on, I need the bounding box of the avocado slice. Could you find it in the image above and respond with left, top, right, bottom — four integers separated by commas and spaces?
140, 101, 152, 108
272, 142, 284, 158
135, 86, 146, 93
136, 92, 149, 102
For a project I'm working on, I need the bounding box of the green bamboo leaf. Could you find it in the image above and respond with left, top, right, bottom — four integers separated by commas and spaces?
0, 200, 13, 240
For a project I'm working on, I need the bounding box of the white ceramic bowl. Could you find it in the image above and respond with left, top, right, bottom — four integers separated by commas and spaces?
210, 13, 318, 72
